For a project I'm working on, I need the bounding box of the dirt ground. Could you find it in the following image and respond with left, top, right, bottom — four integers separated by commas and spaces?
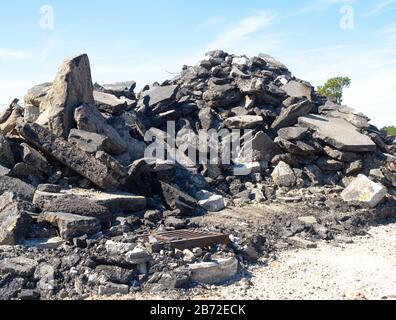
195, 220, 396, 300
88, 196, 396, 301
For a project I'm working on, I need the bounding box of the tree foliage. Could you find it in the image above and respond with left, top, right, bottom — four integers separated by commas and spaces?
382, 126, 396, 137
317, 76, 351, 104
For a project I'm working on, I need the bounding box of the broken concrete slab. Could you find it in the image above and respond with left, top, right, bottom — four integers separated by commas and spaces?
19, 123, 124, 191
68, 129, 109, 154
142, 85, 178, 107
0, 257, 38, 277
0, 103, 24, 136
239, 131, 282, 162
63, 188, 146, 213
39, 54, 94, 138
319, 102, 370, 129
0, 192, 33, 245
258, 53, 289, 73
275, 137, 316, 156
24, 82, 52, 110
271, 99, 312, 131
323, 146, 359, 162
38, 212, 101, 240
187, 257, 238, 284
0, 133, 15, 168
0, 176, 35, 201
341, 174, 387, 208
158, 182, 197, 216
277, 127, 308, 141
326, 109, 370, 130
203, 83, 243, 108
97, 81, 136, 98
74, 104, 127, 155
24, 104, 40, 123
224, 115, 264, 129
298, 115, 376, 152
93, 91, 128, 115
21, 143, 51, 175
33, 191, 112, 223
281, 80, 312, 101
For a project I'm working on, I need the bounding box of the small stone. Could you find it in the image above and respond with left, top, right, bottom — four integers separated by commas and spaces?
288, 237, 317, 249
298, 216, 318, 225
193, 248, 203, 257
125, 246, 151, 265
183, 249, 195, 263
105, 240, 136, 255
196, 190, 226, 212
187, 257, 239, 284
345, 160, 363, 176
341, 174, 387, 208
144, 210, 163, 223
165, 217, 187, 229
271, 161, 296, 187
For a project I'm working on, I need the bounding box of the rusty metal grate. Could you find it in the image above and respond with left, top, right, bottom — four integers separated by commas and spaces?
139, 229, 229, 252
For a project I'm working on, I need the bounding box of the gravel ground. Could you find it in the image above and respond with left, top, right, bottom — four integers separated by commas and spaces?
91, 221, 396, 301
194, 221, 396, 300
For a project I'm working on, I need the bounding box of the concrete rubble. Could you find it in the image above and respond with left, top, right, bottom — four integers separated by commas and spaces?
0, 50, 395, 300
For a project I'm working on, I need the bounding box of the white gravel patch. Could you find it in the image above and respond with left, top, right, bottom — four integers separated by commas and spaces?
199, 223, 396, 300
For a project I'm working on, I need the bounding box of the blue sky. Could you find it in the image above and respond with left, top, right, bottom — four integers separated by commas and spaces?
0, 0, 395, 127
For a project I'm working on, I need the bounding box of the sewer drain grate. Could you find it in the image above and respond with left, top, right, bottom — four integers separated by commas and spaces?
139, 230, 230, 251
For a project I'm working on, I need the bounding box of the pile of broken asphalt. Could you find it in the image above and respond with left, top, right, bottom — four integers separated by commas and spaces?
0, 50, 396, 300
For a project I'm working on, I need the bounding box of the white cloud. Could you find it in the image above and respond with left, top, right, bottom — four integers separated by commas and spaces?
0, 80, 36, 105
206, 11, 277, 52
195, 16, 228, 31
364, 0, 395, 17
0, 48, 31, 60
380, 22, 396, 40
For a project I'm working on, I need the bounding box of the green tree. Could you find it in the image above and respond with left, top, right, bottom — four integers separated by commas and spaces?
317, 76, 351, 104
382, 126, 396, 137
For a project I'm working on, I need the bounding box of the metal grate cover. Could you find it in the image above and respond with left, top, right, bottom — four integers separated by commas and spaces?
139, 229, 229, 251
